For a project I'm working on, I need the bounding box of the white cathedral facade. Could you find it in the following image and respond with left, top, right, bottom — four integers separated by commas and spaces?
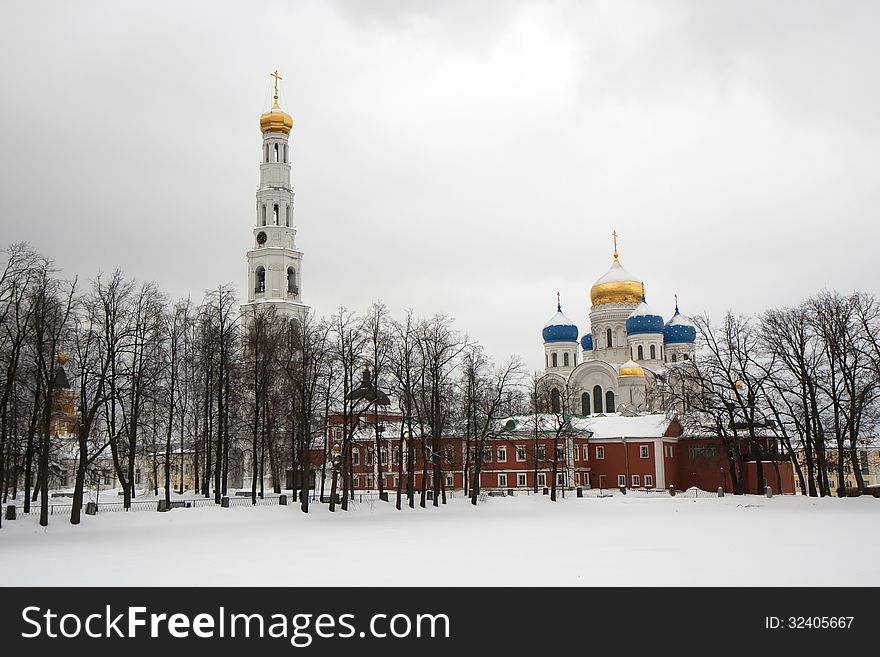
540, 233, 697, 416
242, 71, 309, 327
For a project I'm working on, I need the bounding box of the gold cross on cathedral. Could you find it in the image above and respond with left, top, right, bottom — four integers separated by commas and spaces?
612, 229, 619, 260
271, 69, 283, 107
557, 291, 561, 311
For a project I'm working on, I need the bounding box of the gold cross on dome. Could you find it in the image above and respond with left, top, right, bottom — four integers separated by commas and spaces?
271, 70, 283, 106
612, 229, 619, 260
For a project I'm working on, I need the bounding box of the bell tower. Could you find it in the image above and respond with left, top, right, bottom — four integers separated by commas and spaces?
243, 70, 308, 326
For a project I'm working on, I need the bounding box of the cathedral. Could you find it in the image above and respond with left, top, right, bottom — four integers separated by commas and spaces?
540, 232, 697, 416
242, 70, 309, 328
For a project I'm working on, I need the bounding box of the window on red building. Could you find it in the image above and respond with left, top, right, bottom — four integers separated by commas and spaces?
537, 473, 547, 488
640, 445, 649, 459
516, 445, 526, 462
497, 446, 507, 462
498, 473, 507, 487
351, 449, 360, 465
632, 474, 641, 487
645, 474, 654, 487
617, 474, 626, 487
517, 473, 527, 487
596, 446, 605, 459
537, 446, 546, 461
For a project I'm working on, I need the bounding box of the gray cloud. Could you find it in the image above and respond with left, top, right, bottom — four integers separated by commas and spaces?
1, 0, 878, 372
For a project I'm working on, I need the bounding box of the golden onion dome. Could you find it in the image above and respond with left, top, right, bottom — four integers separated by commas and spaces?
618, 360, 645, 377
260, 99, 293, 135
260, 70, 293, 134
590, 258, 643, 306
590, 230, 643, 306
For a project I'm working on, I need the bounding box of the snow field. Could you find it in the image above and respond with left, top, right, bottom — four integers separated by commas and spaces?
1, 492, 878, 587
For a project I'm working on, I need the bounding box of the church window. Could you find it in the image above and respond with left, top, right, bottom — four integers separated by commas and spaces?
265, 144, 270, 163
284, 144, 288, 163
605, 390, 615, 413
650, 345, 656, 359
545, 354, 548, 368
551, 353, 558, 368
563, 353, 569, 367
550, 388, 561, 413
593, 385, 603, 413
581, 392, 591, 416
261, 205, 267, 226
683, 354, 690, 360
273, 204, 279, 225
286, 204, 291, 227
672, 354, 677, 363
606, 328, 613, 348
255, 266, 266, 293
637, 345, 644, 360
274, 143, 280, 162
287, 267, 297, 294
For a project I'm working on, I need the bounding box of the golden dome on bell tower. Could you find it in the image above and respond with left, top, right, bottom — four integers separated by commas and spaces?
259, 70, 293, 135
589, 230, 643, 306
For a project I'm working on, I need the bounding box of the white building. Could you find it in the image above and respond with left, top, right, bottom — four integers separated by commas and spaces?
242, 71, 309, 327
541, 232, 697, 415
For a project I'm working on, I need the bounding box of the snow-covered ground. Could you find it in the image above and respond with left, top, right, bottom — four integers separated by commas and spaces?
2, 491, 878, 586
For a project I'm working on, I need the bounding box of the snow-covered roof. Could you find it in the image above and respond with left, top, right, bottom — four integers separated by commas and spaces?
573, 413, 674, 439
342, 412, 677, 442
594, 259, 638, 284
543, 308, 575, 329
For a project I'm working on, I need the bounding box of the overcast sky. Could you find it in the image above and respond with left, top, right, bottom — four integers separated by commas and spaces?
1, 0, 878, 371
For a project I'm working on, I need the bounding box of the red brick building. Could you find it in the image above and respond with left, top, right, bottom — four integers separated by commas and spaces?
318, 412, 795, 495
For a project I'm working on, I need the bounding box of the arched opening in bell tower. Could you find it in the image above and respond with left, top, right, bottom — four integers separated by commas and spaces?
255, 266, 266, 294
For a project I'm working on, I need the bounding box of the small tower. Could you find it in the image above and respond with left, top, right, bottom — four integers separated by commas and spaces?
543, 293, 579, 375
588, 231, 642, 363
663, 295, 697, 363
625, 283, 665, 368
243, 70, 309, 327
618, 360, 647, 410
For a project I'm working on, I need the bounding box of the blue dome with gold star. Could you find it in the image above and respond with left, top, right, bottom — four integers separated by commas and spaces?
664, 300, 696, 344
626, 290, 664, 336
543, 301, 578, 343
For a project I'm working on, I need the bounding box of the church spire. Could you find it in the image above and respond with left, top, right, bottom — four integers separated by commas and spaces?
270, 69, 282, 109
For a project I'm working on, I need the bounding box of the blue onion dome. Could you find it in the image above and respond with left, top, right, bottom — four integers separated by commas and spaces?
581, 333, 593, 351
664, 297, 696, 344
625, 287, 664, 335
542, 298, 578, 343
